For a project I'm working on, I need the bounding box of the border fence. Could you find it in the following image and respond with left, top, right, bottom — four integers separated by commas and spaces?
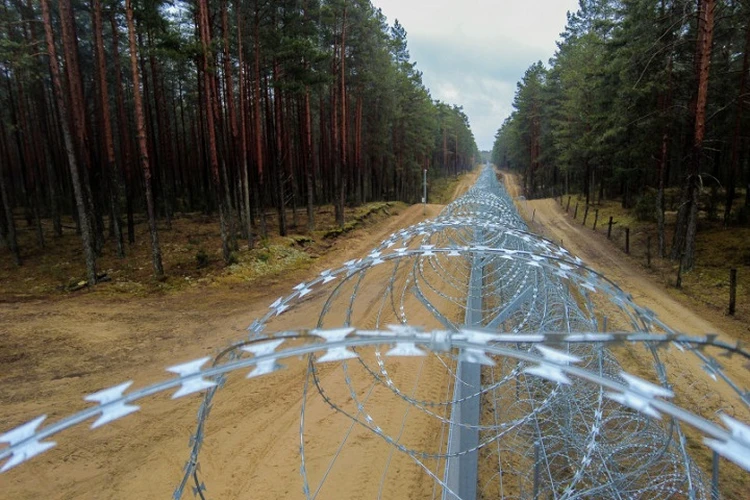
2, 166, 749, 499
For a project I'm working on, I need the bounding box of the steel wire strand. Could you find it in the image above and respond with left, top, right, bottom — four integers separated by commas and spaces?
3, 166, 749, 500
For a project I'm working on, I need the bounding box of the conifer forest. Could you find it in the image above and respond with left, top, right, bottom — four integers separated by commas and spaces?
493, 0, 750, 271
0, 0, 478, 282
1, 1, 750, 498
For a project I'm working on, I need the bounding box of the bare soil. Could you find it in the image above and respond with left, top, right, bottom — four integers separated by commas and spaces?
7, 167, 744, 499
502, 170, 750, 498
0, 170, 481, 499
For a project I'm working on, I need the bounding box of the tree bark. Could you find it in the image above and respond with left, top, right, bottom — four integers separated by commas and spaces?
197, 0, 231, 263
337, 3, 348, 227
0, 120, 20, 265
272, 59, 287, 236
109, 10, 135, 245
148, 35, 174, 231
126, 0, 164, 278
42, 0, 97, 283
235, 0, 254, 248
304, 88, 315, 231
678, 0, 715, 270
253, 0, 267, 238
58, 0, 102, 254
93, 0, 124, 258
656, 48, 674, 258
724, 15, 750, 225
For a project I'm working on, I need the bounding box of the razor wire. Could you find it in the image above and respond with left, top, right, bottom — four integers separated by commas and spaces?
1, 166, 749, 499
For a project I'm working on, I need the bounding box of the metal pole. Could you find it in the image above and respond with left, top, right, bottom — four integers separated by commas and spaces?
533, 440, 541, 500
443, 228, 482, 500
423, 168, 427, 216
711, 451, 719, 500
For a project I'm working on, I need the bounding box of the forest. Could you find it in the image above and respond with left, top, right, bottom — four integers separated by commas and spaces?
493, 0, 749, 271
0, 0, 478, 284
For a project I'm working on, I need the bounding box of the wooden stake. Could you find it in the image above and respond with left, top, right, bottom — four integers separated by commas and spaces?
729, 268, 737, 315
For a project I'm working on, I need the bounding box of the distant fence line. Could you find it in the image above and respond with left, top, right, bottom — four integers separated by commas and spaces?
558, 195, 740, 315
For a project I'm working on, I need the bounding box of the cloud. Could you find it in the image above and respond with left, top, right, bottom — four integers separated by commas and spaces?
409, 34, 546, 149
372, 0, 579, 150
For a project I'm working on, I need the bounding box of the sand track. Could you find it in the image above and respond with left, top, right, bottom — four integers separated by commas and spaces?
0, 173, 481, 499
502, 170, 750, 497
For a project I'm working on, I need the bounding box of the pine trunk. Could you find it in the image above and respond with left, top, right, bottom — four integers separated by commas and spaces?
272, 60, 287, 237
338, 4, 348, 227
126, 0, 164, 278
681, 0, 715, 271
0, 121, 20, 264
198, 0, 231, 263
304, 88, 315, 231
236, 1, 254, 248
58, 0, 101, 255
93, 0, 124, 258
42, 0, 97, 283
724, 16, 750, 225
253, 1, 267, 238
110, 10, 135, 245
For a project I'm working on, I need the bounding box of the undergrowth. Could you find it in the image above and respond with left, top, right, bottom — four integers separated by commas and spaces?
0, 201, 401, 299
560, 190, 750, 325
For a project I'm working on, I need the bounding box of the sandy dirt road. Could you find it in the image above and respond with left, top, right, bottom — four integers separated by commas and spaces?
0, 170, 481, 500
502, 170, 750, 496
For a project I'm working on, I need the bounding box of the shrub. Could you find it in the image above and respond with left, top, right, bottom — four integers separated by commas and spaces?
257, 249, 271, 262
633, 189, 658, 222
195, 249, 209, 268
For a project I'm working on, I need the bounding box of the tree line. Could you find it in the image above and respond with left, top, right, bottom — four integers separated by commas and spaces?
0, 0, 478, 283
493, 0, 748, 271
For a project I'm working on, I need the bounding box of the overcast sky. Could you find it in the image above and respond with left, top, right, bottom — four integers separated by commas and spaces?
371, 0, 581, 150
